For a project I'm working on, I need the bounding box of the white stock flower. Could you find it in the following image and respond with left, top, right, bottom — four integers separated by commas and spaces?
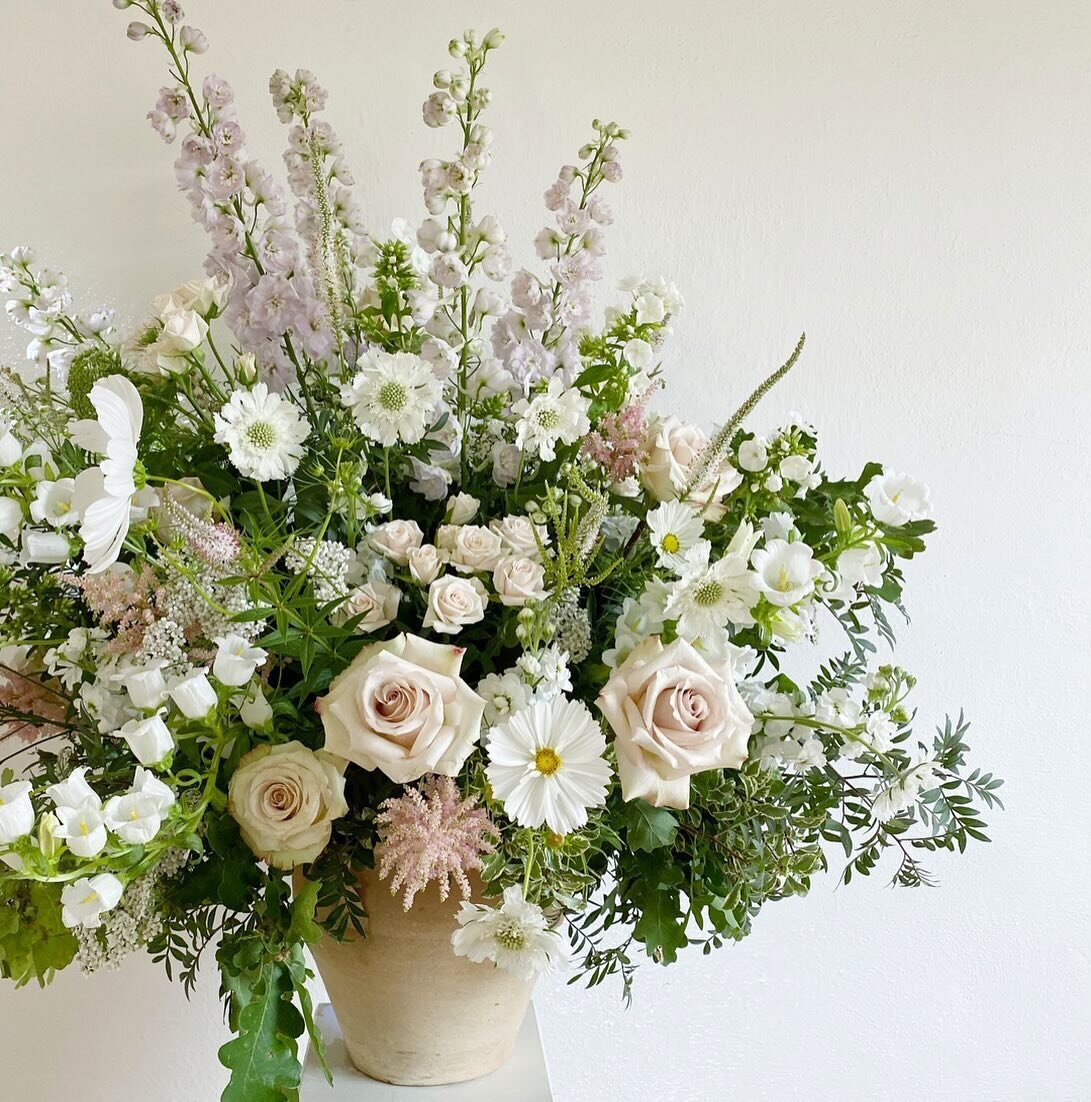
486, 696, 612, 835
738, 438, 768, 472
865, 471, 932, 527
646, 500, 704, 572
476, 670, 532, 727
340, 349, 443, 446
0, 781, 34, 844
212, 634, 268, 687
451, 884, 566, 980
214, 384, 310, 481
69, 375, 144, 574
61, 873, 125, 929
30, 479, 78, 527
751, 539, 822, 607
512, 379, 590, 462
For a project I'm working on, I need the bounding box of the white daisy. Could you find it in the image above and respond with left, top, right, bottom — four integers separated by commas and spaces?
485, 696, 611, 835
214, 383, 310, 482
340, 349, 443, 446
69, 374, 145, 574
451, 884, 567, 980
512, 378, 590, 462
646, 500, 704, 571
663, 528, 760, 639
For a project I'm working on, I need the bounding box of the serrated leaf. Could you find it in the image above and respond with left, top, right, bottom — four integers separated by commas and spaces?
621, 800, 678, 852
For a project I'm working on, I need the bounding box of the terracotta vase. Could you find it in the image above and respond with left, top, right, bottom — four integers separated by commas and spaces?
303, 867, 536, 1086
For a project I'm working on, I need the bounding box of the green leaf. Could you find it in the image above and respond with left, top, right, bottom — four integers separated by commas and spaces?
219, 962, 304, 1102
632, 890, 689, 965
621, 800, 678, 852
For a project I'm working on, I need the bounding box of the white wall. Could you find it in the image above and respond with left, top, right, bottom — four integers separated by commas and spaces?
2, 2, 1089, 1099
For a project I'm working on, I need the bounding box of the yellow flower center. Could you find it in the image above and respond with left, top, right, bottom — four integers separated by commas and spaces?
661, 532, 680, 554
534, 747, 562, 776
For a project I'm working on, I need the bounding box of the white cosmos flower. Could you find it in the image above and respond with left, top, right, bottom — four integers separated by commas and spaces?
646, 500, 704, 572
61, 873, 125, 929
69, 375, 145, 574
30, 478, 78, 527
485, 696, 611, 835
340, 349, 443, 446
451, 884, 567, 980
512, 379, 591, 462
663, 529, 760, 638
865, 470, 932, 527
214, 383, 310, 481
751, 539, 823, 607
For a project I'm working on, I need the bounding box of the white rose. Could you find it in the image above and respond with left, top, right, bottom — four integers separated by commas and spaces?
489, 515, 548, 561
492, 556, 549, 607
422, 574, 488, 634
597, 635, 753, 809
153, 304, 208, 372
491, 441, 521, 487
444, 492, 480, 525
227, 741, 348, 869
408, 544, 444, 585
317, 632, 486, 784
340, 580, 401, 633
369, 519, 424, 565
436, 523, 503, 573
865, 471, 932, 527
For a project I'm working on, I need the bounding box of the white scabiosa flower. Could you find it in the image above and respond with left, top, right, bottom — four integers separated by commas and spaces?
485, 696, 611, 835
512, 379, 590, 462
663, 531, 760, 638
61, 873, 125, 929
451, 884, 567, 980
340, 349, 443, 446
213, 383, 310, 481
69, 375, 145, 574
646, 500, 704, 572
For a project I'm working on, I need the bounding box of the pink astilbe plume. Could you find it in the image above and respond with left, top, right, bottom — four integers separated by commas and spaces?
162, 495, 241, 566
63, 565, 166, 656
582, 380, 660, 481
374, 775, 497, 910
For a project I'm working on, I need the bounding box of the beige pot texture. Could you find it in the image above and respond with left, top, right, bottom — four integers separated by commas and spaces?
303, 867, 536, 1086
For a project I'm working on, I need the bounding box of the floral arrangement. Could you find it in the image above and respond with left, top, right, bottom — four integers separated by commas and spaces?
0, 3, 1002, 1098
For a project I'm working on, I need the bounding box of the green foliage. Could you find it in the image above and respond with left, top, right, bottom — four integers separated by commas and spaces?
0, 880, 78, 987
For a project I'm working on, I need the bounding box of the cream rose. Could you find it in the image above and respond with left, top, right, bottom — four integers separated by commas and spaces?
639, 415, 741, 521
596, 635, 753, 809
436, 523, 504, 573
339, 579, 401, 632
423, 575, 488, 634
489, 515, 548, 561
227, 741, 348, 869
369, 519, 424, 565
408, 543, 444, 585
492, 556, 549, 607
317, 632, 486, 783
444, 492, 480, 525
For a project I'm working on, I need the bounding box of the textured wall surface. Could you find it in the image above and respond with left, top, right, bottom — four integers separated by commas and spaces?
1, 2, 1089, 1099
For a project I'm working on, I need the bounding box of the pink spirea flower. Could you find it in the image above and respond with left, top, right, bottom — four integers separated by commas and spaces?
374, 775, 497, 910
